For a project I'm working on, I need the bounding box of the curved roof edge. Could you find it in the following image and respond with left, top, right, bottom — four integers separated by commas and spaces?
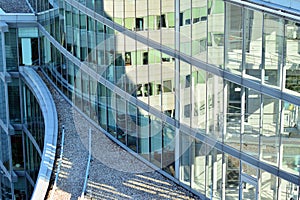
19, 66, 58, 200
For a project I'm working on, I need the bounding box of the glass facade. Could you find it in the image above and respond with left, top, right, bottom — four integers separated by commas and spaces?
0, 25, 47, 199
0, 77, 46, 199
2, 0, 300, 199
34, 0, 300, 199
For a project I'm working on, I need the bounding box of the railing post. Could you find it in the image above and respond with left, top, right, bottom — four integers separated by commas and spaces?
81, 128, 92, 200
50, 125, 65, 200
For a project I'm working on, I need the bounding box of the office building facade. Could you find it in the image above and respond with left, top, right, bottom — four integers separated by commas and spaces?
0, 7, 58, 199
2, 0, 300, 199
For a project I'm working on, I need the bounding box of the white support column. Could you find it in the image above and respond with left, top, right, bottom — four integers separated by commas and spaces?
174, 0, 180, 180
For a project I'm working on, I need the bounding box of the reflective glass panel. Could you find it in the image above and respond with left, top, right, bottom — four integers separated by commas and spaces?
225, 3, 242, 74
263, 13, 284, 87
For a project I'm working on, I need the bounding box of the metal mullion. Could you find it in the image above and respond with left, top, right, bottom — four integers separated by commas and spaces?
174, 0, 180, 180
223, 1, 228, 70
19, 79, 27, 178
145, 0, 150, 161
113, 0, 116, 85
5, 77, 14, 197
1, 31, 6, 73
240, 6, 246, 187
188, 0, 194, 189
206, 0, 208, 63
124, 100, 128, 147
159, 0, 163, 115
134, 0, 138, 153
261, 13, 265, 85
88, 75, 92, 118
221, 80, 228, 199
190, 0, 193, 128
188, 135, 192, 187
276, 19, 286, 200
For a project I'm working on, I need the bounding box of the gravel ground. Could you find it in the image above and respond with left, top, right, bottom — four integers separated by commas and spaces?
39, 71, 200, 200
0, 0, 32, 13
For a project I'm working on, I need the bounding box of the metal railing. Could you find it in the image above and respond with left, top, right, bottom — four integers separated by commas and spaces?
50, 125, 65, 200
81, 128, 92, 200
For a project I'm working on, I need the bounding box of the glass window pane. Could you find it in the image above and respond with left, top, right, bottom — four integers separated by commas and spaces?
225, 154, 239, 199
127, 102, 137, 151
116, 95, 126, 144
225, 3, 242, 74
0, 79, 7, 124
138, 110, 150, 160
107, 89, 116, 137
179, 132, 191, 186
1, 127, 10, 170
180, 61, 191, 126
150, 115, 162, 167
261, 94, 280, 167
191, 140, 205, 194
226, 82, 241, 149
260, 169, 277, 200
263, 13, 284, 87
192, 67, 206, 130
192, 0, 207, 61
180, 0, 191, 55
281, 102, 300, 176
5, 29, 18, 72
162, 62, 175, 116
280, 179, 299, 200
162, 123, 175, 176
244, 9, 263, 81
285, 20, 300, 95
243, 88, 261, 158
97, 83, 107, 130
207, 0, 224, 67
205, 145, 222, 199
207, 74, 223, 140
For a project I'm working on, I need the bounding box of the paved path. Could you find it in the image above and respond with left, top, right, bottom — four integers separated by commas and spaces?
40, 72, 199, 200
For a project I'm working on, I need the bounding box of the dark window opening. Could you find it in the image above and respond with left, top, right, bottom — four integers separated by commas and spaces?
125, 52, 131, 66
136, 84, 143, 97
136, 18, 144, 31
185, 19, 191, 25
184, 104, 191, 118
157, 15, 166, 29
145, 83, 153, 96
179, 13, 183, 26
163, 80, 172, 92
162, 57, 170, 62
185, 74, 191, 88
193, 18, 200, 23
143, 52, 148, 65
201, 16, 207, 21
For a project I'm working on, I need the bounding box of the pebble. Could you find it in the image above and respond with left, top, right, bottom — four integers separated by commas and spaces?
0, 0, 32, 13
39, 72, 200, 200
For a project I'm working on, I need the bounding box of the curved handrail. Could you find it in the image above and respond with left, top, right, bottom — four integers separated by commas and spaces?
80, 128, 92, 200
49, 125, 65, 200
19, 66, 58, 200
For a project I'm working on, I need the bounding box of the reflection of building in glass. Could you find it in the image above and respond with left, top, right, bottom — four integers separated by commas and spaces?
1, 0, 300, 199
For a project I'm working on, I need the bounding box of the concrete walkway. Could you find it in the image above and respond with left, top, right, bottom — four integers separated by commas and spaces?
40, 72, 199, 200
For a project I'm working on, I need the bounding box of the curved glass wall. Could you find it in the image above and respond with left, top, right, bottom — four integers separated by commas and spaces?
0, 25, 47, 199
34, 0, 300, 199
0, 77, 45, 199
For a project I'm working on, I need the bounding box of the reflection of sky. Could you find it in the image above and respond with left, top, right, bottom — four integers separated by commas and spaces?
248, 0, 300, 13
